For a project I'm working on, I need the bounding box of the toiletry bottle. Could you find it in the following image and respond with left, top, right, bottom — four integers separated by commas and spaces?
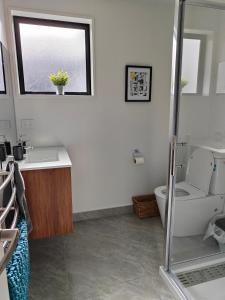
0, 143, 7, 162
0, 135, 11, 156
13, 145, 24, 161
22, 141, 27, 154
18, 134, 27, 154
4, 137, 11, 155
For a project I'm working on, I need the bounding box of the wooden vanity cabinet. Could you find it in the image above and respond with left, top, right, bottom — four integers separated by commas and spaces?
21, 167, 74, 239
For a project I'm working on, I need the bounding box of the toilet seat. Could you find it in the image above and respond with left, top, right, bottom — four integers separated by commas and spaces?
154, 182, 206, 202
154, 148, 214, 202
154, 148, 224, 236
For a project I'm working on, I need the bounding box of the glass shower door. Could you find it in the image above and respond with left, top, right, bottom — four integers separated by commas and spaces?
164, 1, 225, 299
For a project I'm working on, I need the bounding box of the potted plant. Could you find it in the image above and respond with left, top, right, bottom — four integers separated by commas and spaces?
181, 79, 188, 91
49, 70, 69, 95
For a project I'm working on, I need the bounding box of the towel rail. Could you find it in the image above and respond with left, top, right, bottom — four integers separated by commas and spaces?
0, 161, 20, 276
0, 171, 10, 177
0, 164, 14, 193
3, 205, 19, 249
0, 161, 17, 229
0, 207, 15, 212
10, 205, 19, 231
0, 187, 16, 226
0, 229, 19, 274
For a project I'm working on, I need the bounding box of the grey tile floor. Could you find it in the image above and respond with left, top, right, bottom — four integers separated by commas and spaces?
172, 234, 219, 263
29, 215, 174, 300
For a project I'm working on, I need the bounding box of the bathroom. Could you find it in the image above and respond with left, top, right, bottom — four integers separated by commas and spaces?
1, 0, 225, 299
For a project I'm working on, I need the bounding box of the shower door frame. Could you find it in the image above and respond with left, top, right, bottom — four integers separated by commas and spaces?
161, 0, 225, 299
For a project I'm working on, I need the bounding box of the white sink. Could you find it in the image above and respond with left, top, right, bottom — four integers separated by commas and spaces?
15, 146, 72, 171
25, 149, 59, 163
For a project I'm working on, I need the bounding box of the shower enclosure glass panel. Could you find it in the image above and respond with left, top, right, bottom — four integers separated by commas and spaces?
166, 1, 225, 299
172, 2, 225, 265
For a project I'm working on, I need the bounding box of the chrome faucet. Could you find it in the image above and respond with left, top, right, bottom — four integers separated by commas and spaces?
18, 134, 33, 153
24, 145, 34, 152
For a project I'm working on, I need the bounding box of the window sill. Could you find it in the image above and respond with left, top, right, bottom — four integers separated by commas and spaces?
182, 93, 206, 96
0, 94, 12, 100
14, 93, 94, 100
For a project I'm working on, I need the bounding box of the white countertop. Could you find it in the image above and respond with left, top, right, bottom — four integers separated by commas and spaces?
3, 146, 72, 171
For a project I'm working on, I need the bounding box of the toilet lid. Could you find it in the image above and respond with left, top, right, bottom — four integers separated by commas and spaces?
186, 148, 214, 194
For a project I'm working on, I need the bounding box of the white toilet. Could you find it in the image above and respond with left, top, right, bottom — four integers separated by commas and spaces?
154, 148, 225, 237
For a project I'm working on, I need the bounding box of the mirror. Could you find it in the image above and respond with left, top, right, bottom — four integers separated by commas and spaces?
0, 8, 17, 150
0, 42, 6, 94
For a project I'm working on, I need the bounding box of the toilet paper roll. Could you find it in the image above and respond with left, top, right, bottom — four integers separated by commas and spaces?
133, 157, 145, 165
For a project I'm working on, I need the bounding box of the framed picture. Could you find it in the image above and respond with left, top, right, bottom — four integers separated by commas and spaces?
125, 65, 152, 102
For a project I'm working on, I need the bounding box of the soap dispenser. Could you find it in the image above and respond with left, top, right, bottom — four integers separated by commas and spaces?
13, 145, 24, 161
0, 135, 11, 155
18, 134, 27, 154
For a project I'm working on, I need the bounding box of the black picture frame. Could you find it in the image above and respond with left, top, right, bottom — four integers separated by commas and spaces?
125, 65, 152, 102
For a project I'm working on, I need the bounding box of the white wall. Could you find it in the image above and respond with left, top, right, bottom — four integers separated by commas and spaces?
0, 0, 17, 144
0, 0, 6, 45
208, 11, 225, 138
4, 0, 175, 213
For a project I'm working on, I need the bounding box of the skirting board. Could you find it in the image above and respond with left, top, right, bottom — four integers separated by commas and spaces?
73, 205, 133, 222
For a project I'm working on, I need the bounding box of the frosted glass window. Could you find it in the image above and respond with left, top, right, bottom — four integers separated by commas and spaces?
0, 43, 6, 94
13, 17, 91, 95
182, 38, 201, 94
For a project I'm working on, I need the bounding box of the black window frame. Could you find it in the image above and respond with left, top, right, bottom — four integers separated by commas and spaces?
13, 16, 92, 95
0, 41, 6, 94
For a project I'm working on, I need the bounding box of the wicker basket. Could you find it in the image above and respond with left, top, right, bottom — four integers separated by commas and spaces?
132, 194, 159, 219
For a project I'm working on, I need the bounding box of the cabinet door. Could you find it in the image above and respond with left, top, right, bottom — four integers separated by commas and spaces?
22, 168, 73, 239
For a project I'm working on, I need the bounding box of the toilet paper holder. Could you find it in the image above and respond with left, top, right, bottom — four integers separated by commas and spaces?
132, 149, 144, 165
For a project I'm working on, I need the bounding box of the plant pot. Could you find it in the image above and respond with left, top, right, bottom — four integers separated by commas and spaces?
56, 85, 64, 95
